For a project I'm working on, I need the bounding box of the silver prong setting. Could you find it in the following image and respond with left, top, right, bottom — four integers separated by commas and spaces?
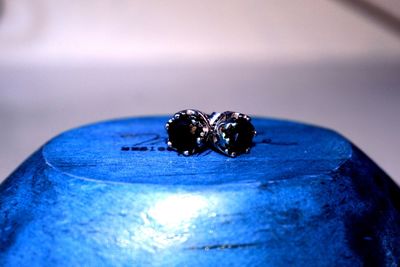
210, 111, 255, 157
165, 109, 211, 155
186, 109, 195, 115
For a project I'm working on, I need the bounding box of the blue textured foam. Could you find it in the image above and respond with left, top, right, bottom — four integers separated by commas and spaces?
0, 117, 399, 266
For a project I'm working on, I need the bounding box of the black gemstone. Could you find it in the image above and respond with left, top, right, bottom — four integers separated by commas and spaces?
167, 114, 204, 154
221, 117, 255, 154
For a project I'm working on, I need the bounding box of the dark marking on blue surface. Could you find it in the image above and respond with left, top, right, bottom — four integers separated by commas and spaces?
187, 242, 264, 250
258, 138, 298, 146
119, 136, 298, 155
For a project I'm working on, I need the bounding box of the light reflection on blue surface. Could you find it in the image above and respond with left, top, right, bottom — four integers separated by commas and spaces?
138, 194, 212, 250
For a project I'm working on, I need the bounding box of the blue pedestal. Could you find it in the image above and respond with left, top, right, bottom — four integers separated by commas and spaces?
0, 117, 399, 266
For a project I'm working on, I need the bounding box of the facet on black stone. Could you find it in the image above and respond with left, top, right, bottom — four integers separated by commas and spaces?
212, 112, 256, 157
222, 117, 255, 154
167, 112, 208, 154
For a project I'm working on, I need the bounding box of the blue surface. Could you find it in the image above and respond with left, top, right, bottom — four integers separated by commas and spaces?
0, 117, 399, 266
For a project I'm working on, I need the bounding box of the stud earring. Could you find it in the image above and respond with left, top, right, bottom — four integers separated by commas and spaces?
209, 111, 256, 157
165, 109, 211, 156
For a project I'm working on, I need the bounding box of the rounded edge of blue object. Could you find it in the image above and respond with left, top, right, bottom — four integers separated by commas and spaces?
39, 116, 354, 186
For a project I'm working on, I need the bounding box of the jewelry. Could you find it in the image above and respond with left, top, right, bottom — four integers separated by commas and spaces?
209, 111, 256, 157
166, 110, 256, 157
165, 109, 211, 155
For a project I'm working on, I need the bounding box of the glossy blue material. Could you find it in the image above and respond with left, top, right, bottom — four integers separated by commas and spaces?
0, 117, 399, 266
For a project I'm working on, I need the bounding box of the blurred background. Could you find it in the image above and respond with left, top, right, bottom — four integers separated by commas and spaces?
0, 0, 399, 183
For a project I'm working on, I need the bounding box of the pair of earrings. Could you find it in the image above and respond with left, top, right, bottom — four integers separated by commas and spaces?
165, 109, 256, 157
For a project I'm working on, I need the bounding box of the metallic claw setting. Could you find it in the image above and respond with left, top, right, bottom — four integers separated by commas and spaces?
166, 110, 256, 157
165, 109, 211, 156
209, 111, 256, 157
